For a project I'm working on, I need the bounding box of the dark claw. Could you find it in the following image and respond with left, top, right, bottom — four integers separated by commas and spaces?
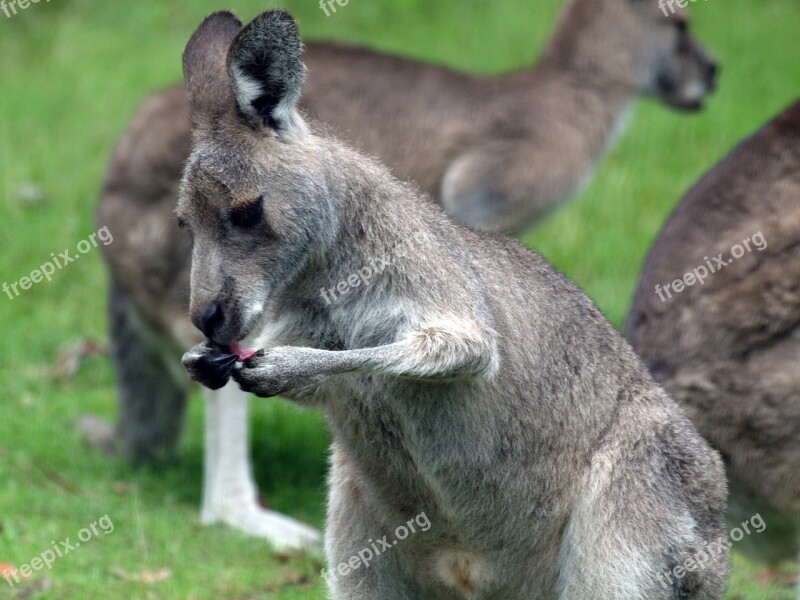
205, 353, 238, 367
184, 344, 238, 390
198, 352, 237, 389
242, 349, 265, 368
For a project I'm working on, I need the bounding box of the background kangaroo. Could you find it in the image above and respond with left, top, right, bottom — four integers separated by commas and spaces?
625, 101, 800, 566
178, 9, 728, 598
89, 0, 717, 544
98, 0, 717, 235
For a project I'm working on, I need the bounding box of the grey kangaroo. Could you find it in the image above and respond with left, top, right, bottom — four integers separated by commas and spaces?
88, 0, 717, 546
179, 9, 728, 598
100, 0, 718, 235
626, 101, 800, 567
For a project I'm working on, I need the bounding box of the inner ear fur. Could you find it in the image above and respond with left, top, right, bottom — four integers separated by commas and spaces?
228, 9, 306, 131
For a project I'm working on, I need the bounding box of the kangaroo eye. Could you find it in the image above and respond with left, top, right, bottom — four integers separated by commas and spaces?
230, 196, 264, 228
675, 19, 688, 33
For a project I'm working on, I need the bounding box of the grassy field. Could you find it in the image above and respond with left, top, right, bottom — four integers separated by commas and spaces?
1, 0, 798, 598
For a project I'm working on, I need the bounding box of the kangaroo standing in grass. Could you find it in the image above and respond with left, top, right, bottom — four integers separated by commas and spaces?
625, 101, 800, 568
89, 0, 718, 546
302, 0, 717, 234
178, 10, 728, 598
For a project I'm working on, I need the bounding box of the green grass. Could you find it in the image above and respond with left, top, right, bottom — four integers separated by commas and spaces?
1, 0, 798, 598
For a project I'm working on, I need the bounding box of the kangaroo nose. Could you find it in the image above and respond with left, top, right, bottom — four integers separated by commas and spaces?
199, 303, 225, 340
706, 61, 719, 83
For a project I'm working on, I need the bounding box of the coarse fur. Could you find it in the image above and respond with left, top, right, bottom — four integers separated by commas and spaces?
89, 0, 717, 543
625, 100, 800, 566
300, 0, 718, 233
178, 10, 729, 598
101, 0, 718, 236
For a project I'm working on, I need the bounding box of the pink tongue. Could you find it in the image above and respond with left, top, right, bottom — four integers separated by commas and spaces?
230, 342, 257, 361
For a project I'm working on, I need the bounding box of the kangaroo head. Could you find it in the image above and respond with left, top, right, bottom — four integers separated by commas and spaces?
550, 0, 718, 110
178, 10, 332, 345
628, 0, 718, 110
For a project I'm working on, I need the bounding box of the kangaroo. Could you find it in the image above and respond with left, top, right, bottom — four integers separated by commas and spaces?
625, 101, 800, 567
100, 0, 718, 235
302, 0, 717, 234
88, 0, 718, 546
178, 9, 728, 598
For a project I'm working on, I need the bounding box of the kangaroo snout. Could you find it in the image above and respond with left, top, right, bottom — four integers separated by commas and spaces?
686, 39, 720, 102
705, 58, 719, 90
190, 294, 250, 345
690, 36, 719, 91
195, 302, 225, 340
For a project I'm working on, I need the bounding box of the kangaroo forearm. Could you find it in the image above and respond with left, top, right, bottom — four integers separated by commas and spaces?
259, 326, 496, 384
184, 324, 495, 399
356, 328, 495, 380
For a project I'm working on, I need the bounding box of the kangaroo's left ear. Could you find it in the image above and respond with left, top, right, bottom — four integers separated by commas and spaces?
183, 12, 243, 117
228, 9, 306, 131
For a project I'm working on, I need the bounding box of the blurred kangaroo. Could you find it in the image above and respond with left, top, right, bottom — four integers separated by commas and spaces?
178, 10, 728, 598
299, 0, 717, 233
88, 0, 717, 545
625, 101, 800, 566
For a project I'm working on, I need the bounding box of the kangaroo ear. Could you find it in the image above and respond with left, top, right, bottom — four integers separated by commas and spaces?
228, 9, 306, 131
183, 12, 243, 116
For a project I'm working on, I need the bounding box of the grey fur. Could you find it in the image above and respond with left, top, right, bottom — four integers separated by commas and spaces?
108, 280, 189, 463
228, 8, 306, 129
94, 84, 196, 461
180, 10, 728, 598
625, 100, 800, 565
94, 0, 717, 465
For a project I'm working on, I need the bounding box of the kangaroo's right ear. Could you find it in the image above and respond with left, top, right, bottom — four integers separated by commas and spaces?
228, 9, 306, 131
